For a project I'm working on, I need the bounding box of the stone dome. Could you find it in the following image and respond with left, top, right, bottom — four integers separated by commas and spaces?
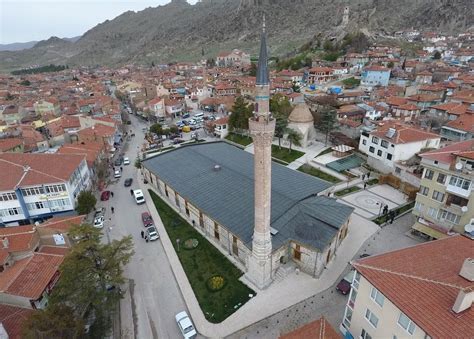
288, 103, 314, 124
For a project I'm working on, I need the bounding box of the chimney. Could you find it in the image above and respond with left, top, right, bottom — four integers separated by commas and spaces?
452, 258, 474, 314
2, 237, 8, 249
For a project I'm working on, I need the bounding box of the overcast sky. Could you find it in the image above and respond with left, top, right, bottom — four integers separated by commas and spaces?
0, 0, 198, 44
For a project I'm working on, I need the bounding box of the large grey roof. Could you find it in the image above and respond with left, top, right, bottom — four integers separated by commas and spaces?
143, 142, 353, 251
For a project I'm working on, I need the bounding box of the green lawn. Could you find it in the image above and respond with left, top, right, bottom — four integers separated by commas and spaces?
373, 201, 415, 225
271, 145, 305, 163
225, 133, 253, 146
148, 191, 255, 323
335, 186, 361, 197
298, 165, 342, 183
316, 147, 333, 157
367, 178, 379, 186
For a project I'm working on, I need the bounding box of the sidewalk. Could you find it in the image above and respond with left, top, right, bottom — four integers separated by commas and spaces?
139, 178, 379, 338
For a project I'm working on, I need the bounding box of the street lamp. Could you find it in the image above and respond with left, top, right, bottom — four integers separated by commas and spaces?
176, 238, 180, 252
376, 202, 384, 218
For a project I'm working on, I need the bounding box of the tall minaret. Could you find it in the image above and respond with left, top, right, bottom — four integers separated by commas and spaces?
246, 16, 275, 290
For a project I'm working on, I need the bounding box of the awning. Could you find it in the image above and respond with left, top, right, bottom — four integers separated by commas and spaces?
412, 222, 450, 239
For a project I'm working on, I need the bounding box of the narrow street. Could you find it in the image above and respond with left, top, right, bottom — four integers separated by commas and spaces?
95, 113, 187, 339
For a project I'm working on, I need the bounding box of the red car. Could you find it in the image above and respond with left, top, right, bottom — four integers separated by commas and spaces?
100, 190, 111, 201
141, 212, 153, 227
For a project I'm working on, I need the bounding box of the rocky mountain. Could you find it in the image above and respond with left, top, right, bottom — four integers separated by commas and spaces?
1, 0, 472, 71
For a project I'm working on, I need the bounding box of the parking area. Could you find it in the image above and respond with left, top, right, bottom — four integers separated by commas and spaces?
337, 184, 409, 219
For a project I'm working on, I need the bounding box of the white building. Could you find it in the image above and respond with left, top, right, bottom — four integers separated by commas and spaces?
359, 123, 441, 173
340, 235, 474, 339
216, 49, 251, 67
0, 153, 90, 226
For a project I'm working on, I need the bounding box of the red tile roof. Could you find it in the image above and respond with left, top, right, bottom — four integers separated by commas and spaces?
421, 139, 474, 164
0, 138, 23, 152
5, 253, 63, 299
353, 235, 474, 339
371, 122, 439, 144
37, 215, 85, 232
0, 304, 34, 339
0, 153, 85, 191
280, 317, 341, 339
445, 113, 474, 133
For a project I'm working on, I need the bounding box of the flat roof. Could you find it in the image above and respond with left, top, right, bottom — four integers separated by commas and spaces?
144, 142, 353, 251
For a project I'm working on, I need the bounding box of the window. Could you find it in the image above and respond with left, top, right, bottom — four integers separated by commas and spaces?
343, 307, 353, 328
386, 153, 393, 160
428, 207, 438, 218
45, 184, 66, 193
438, 210, 461, 224
424, 169, 434, 180
449, 176, 471, 190
353, 271, 361, 289
395, 167, 401, 174
214, 222, 220, 240
21, 186, 44, 196
349, 288, 358, 307
361, 328, 372, 339
372, 136, 379, 144
27, 201, 46, 210
437, 173, 446, 184
0, 192, 17, 201
398, 313, 416, 335
377, 150, 382, 156
49, 198, 70, 208
419, 186, 429, 196
363, 139, 367, 145
185, 201, 190, 216
369, 146, 375, 153
381, 140, 389, 148
365, 309, 379, 328
0, 207, 22, 217
370, 287, 385, 307
432, 190, 445, 202
414, 201, 424, 212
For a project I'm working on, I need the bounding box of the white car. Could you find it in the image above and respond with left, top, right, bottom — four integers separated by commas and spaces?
175, 311, 197, 339
93, 216, 104, 229
123, 157, 130, 165
146, 226, 160, 241
114, 170, 121, 178
133, 189, 145, 204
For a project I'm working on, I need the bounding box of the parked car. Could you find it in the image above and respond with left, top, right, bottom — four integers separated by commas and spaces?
114, 170, 121, 178
100, 191, 111, 201
173, 138, 185, 144
336, 270, 355, 295
123, 157, 130, 165
114, 158, 122, 166
182, 113, 190, 119
124, 178, 133, 187
141, 212, 154, 227
359, 253, 371, 258
146, 226, 159, 241
175, 311, 197, 339
93, 216, 104, 229
94, 207, 105, 219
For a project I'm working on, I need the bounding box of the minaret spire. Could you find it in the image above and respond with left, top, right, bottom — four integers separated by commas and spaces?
246, 15, 275, 290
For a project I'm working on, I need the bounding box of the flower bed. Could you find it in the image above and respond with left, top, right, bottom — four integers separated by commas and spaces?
207, 275, 226, 292
183, 238, 199, 250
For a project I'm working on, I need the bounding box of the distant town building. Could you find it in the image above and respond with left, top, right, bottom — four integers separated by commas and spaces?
216, 49, 251, 67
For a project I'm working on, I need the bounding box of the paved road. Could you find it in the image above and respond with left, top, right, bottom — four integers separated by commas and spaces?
97, 113, 187, 339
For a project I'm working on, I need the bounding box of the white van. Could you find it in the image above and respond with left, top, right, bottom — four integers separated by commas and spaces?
193, 112, 204, 119
133, 189, 145, 204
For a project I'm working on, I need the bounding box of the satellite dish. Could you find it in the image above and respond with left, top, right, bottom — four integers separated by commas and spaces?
455, 162, 463, 170
465, 224, 474, 233
462, 206, 469, 213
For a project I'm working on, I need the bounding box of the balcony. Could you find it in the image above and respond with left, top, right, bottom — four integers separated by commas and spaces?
446, 184, 471, 199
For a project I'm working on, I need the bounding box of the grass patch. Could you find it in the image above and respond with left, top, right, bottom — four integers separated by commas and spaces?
148, 190, 254, 323
272, 158, 288, 165
225, 133, 253, 146
335, 186, 361, 197
373, 201, 415, 225
271, 145, 305, 163
367, 178, 379, 186
316, 147, 333, 157
297, 165, 342, 183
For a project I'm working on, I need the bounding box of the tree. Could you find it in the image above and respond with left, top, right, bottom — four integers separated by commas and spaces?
249, 62, 257, 76
433, 50, 441, 59
292, 81, 301, 93
135, 156, 142, 169
317, 106, 338, 146
76, 191, 97, 215
228, 96, 253, 133
387, 61, 395, 68
149, 123, 163, 135
20, 79, 31, 86
270, 94, 292, 149
22, 304, 84, 339
286, 129, 302, 153
49, 223, 134, 337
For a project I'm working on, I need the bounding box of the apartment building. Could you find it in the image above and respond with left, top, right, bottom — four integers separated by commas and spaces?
411, 140, 474, 239
340, 235, 474, 339
0, 153, 90, 226
358, 123, 441, 173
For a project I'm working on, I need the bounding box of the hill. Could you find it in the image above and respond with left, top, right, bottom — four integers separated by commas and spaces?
0, 0, 472, 71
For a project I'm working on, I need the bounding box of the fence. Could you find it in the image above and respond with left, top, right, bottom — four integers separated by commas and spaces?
379, 174, 418, 200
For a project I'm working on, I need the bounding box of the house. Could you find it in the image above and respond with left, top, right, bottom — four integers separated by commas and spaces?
142, 142, 353, 279
359, 123, 441, 173
406, 94, 442, 110
33, 99, 60, 116
0, 105, 26, 125
337, 105, 365, 122
148, 97, 166, 118
77, 124, 116, 150
414, 70, 433, 84
341, 235, 474, 339
216, 49, 251, 67
392, 104, 421, 121
278, 70, 304, 85
0, 138, 24, 153
360, 66, 391, 89
58, 141, 106, 181
0, 153, 91, 226
441, 113, 474, 141
0, 304, 34, 339
429, 102, 469, 121
215, 82, 238, 96
280, 317, 340, 339
307, 67, 336, 85
411, 140, 474, 239
213, 116, 229, 139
